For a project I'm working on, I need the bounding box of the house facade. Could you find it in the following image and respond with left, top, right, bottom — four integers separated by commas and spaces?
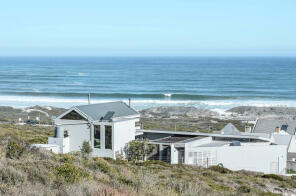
48, 101, 140, 159
137, 125, 287, 174
252, 119, 296, 171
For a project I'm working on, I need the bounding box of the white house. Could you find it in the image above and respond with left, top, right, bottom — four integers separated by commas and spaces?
48, 101, 140, 159
252, 119, 296, 153
251, 119, 296, 171
138, 123, 287, 174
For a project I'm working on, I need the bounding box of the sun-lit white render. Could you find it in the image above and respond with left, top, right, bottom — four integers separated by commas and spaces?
48, 101, 140, 159
139, 123, 288, 174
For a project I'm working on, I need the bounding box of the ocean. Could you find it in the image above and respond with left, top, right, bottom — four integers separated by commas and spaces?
0, 56, 295, 113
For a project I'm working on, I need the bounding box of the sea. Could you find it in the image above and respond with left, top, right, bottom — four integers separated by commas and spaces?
0, 56, 295, 113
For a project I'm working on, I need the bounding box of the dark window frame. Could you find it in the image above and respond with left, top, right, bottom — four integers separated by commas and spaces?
61, 110, 86, 120
105, 125, 112, 149
94, 125, 101, 149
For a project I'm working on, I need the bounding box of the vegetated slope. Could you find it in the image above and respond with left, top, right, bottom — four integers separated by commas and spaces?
0, 106, 67, 124
140, 106, 252, 132
0, 125, 296, 196
227, 106, 296, 120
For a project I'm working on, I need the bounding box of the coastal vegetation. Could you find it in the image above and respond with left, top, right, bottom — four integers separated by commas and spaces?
0, 124, 295, 195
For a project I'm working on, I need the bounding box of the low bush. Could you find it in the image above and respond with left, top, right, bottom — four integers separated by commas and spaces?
88, 158, 113, 174
208, 166, 232, 174
238, 185, 251, 193
6, 141, 24, 159
118, 176, 134, 186
56, 163, 89, 183
261, 174, 284, 181
59, 154, 74, 164
135, 160, 171, 167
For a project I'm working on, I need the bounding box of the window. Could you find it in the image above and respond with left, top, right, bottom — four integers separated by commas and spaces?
281, 125, 288, 132
64, 130, 69, 138
105, 125, 112, 149
94, 125, 100, 148
54, 127, 58, 137
61, 110, 86, 120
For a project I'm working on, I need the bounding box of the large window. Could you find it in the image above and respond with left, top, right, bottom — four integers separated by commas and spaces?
94, 125, 101, 148
105, 125, 112, 149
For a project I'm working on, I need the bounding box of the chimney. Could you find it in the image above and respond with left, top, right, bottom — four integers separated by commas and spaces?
245, 126, 252, 133
128, 97, 131, 107
88, 93, 91, 105
275, 126, 280, 133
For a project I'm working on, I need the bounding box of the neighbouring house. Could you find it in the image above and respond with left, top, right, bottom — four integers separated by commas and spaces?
137, 124, 287, 174
252, 119, 296, 171
47, 101, 140, 159
252, 119, 296, 135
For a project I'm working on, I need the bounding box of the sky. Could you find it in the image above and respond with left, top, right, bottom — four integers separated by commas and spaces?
0, 0, 295, 56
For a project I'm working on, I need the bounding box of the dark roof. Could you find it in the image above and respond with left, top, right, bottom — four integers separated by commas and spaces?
75, 101, 139, 121
151, 136, 193, 144
253, 119, 296, 135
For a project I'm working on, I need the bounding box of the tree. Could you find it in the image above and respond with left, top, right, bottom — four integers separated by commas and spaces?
81, 141, 92, 158
124, 139, 157, 161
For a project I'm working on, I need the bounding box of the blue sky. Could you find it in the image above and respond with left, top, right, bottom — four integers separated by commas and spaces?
0, 0, 295, 56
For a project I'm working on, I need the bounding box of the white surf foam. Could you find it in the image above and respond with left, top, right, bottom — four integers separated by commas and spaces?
164, 93, 172, 97
1, 95, 296, 112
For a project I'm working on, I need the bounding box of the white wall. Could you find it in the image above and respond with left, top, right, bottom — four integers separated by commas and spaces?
170, 144, 179, 164
288, 136, 296, 153
61, 123, 90, 152
52, 117, 138, 159
48, 137, 70, 153
113, 119, 137, 158
32, 144, 60, 154
185, 145, 287, 174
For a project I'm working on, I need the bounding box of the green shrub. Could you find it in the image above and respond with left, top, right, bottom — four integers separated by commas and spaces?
6, 141, 24, 159
59, 154, 74, 164
87, 158, 116, 175
118, 176, 134, 186
81, 141, 92, 157
135, 160, 171, 167
124, 139, 157, 161
238, 185, 251, 193
104, 157, 128, 165
92, 158, 112, 174
261, 174, 284, 181
209, 183, 234, 192
287, 169, 296, 174
56, 163, 89, 183
209, 166, 232, 174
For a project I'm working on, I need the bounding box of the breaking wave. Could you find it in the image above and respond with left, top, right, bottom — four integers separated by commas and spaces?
0, 91, 257, 100
1, 94, 296, 113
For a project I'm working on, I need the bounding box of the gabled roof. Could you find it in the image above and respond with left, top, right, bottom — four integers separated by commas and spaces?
220, 123, 241, 135
70, 101, 139, 121
253, 119, 296, 135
